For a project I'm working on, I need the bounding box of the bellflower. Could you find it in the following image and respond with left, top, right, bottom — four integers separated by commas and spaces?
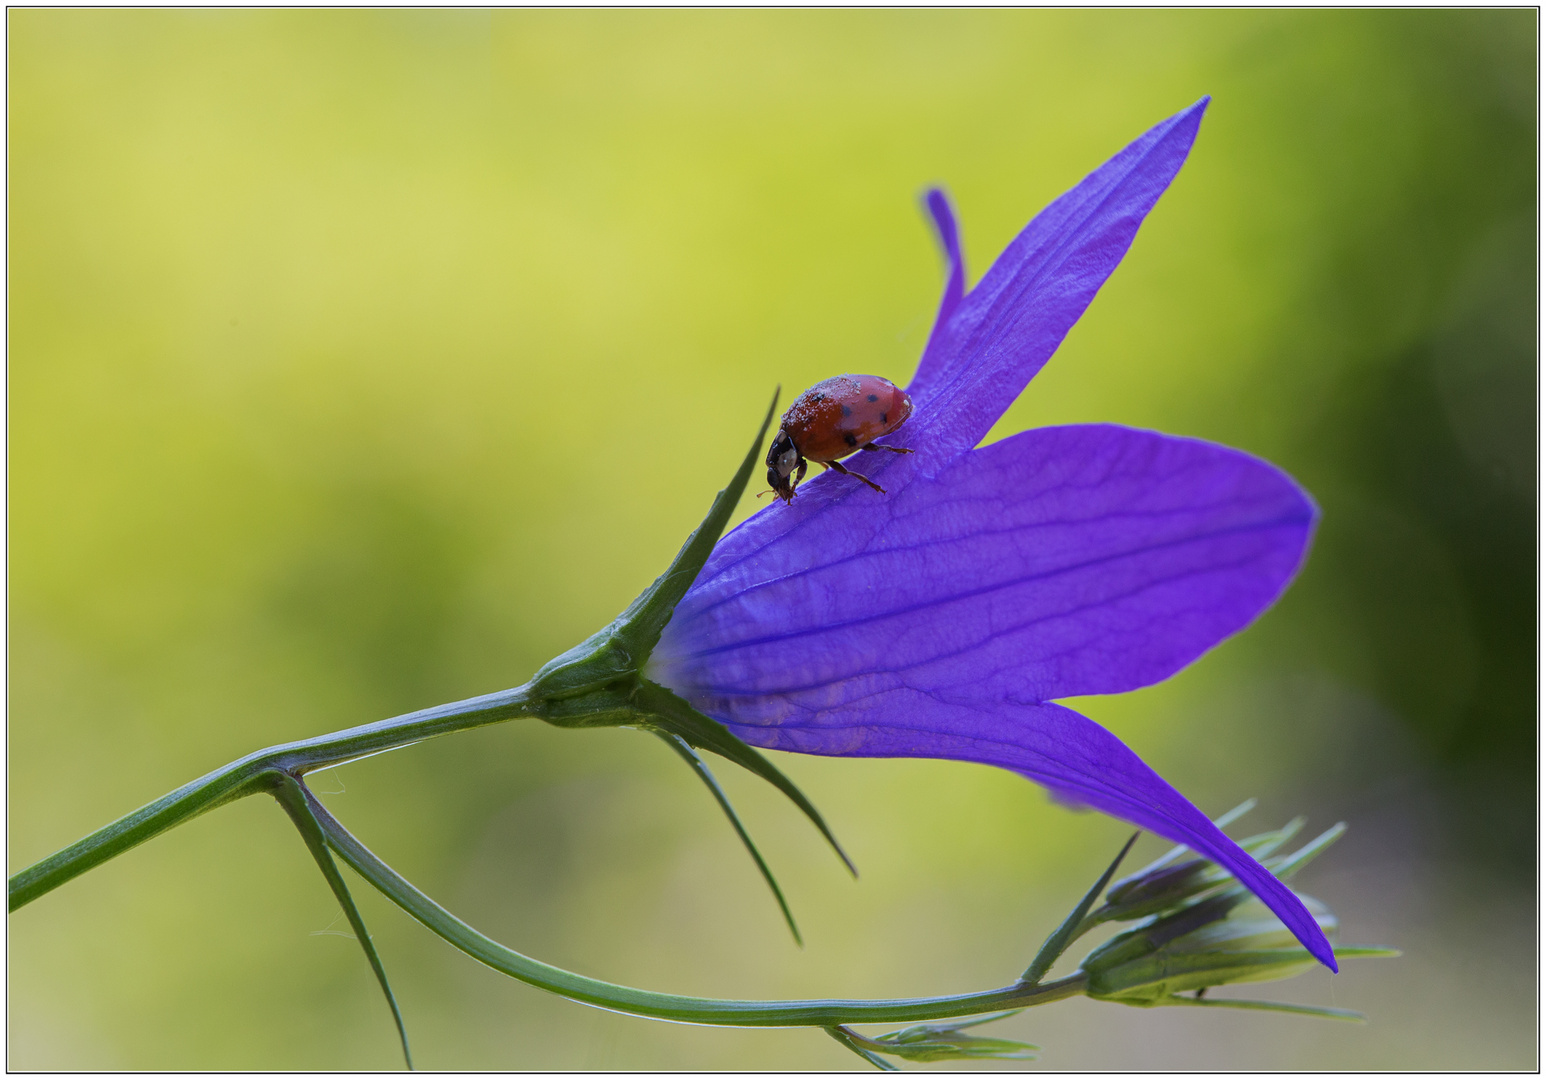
648, 98, 1337, 972
9, 97, 1389, 1074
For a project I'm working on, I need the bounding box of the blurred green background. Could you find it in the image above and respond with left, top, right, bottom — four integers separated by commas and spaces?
8, 9, 1536, 1070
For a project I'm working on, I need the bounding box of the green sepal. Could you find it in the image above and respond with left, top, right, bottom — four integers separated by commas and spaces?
1267, 822, 1346, 881
1021, 832, 1137, 984
653, 730, 803, 945
636, 679, 856, 876
1157, 995, 1370, 1022
527, 390, 779, 709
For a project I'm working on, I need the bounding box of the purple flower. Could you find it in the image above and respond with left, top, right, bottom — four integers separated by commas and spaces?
648, 99, 1335, 972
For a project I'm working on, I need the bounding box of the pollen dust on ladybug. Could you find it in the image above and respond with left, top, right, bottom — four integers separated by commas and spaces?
764, 374, 913, 504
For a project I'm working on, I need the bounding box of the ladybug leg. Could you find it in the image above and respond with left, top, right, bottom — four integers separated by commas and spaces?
825, 457, 886, 494
795, 458, 808, 488
860, 443, 913, 455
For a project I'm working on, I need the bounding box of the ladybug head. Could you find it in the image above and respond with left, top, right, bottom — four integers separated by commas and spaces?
765, 429, 802, 504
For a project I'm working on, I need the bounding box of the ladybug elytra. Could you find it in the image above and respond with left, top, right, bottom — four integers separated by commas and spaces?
766, 374, 913, 503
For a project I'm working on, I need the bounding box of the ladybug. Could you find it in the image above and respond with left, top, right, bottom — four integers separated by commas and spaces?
766, 374, 914, 503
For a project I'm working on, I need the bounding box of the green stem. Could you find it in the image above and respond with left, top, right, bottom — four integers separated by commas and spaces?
298, 782, 1088, 1027
8, 683, 539, 912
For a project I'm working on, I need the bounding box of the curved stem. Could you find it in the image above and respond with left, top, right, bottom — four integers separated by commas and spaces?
9, 683, 539, 912
299, 784, 1088, 1027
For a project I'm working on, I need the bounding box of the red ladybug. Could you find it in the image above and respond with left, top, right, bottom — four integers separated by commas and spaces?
766, 374, 914, 503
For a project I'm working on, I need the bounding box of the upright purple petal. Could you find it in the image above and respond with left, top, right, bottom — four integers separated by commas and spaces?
907, 98, 1209, 463
910, 187, 967, 393
655, 424, 1315, 709
713, 696, 1336, 972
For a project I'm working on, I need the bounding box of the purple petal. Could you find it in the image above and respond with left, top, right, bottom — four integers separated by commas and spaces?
717, 696, 1336, 972
909, 187, 967, 393
650, 423, 1327, 964
906, 98, 1209, 462
655, 423, 1315, 708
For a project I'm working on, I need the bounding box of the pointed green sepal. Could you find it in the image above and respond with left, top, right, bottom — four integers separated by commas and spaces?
528, 390, 779, 709
1265, 822, 1347, 881
654, 730, 803, 944
636, 679, 856, 876
1021, 832, 1137, 984
1158, 994, 1369, 1022
611, 387, 782, 662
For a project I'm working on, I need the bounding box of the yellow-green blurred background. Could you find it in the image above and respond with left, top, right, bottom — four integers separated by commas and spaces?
9, 9, 1536, 1070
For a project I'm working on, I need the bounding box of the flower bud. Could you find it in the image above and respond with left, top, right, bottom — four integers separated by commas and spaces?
843, 1014, 1038, 1063
1093, 815, 1310, 926
1081, 894, 1336, 1006
1102, 857, 1210, 913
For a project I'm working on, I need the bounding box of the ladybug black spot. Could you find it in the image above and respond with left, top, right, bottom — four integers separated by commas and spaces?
841, 404, 852, 418
880, 413, 888, 423
844, 432, 858, 447
867, 394, 879, 402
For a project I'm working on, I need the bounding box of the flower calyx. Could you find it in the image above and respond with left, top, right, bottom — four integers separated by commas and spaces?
522, 392, 855, 939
